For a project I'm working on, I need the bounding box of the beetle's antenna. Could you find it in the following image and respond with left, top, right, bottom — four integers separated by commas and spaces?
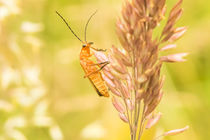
56, 11, 83, 43
84, 10, 98, 42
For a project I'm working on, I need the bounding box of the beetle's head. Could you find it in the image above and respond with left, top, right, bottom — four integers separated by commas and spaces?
82, 42, 94, 48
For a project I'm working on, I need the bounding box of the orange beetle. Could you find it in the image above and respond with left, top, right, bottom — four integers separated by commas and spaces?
56, 11, 109, 97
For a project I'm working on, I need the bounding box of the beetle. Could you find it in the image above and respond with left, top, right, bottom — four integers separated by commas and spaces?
56, 11, 109, 97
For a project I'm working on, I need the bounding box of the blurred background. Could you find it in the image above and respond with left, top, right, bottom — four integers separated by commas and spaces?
0, 0, 209, 140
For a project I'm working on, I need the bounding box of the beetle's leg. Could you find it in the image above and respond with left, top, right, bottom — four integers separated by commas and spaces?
98, 61, 109, 69
87, 61, 109, 67
90, 47, 107, 52
84, 61, 109, 78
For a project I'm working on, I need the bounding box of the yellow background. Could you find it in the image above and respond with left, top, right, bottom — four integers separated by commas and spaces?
0, 0, 209, 140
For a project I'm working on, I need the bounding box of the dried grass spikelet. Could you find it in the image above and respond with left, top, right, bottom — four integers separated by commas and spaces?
154, 126, 189, 140
145, 112, 162, 129
94, 0, 188, 139
163, 125, 189, 136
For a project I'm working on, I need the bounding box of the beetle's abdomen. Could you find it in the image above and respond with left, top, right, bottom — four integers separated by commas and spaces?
80, 59, 109, 97
88, 73, 109, 97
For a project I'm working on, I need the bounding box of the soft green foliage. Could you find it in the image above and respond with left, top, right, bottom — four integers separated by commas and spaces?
0, 0, 209, 140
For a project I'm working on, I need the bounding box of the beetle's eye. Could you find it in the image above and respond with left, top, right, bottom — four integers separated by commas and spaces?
89, 42, 94, 45
82, 44, 86, 47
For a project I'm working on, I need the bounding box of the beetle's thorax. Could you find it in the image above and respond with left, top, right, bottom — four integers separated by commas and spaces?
80, 43, 91, 59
